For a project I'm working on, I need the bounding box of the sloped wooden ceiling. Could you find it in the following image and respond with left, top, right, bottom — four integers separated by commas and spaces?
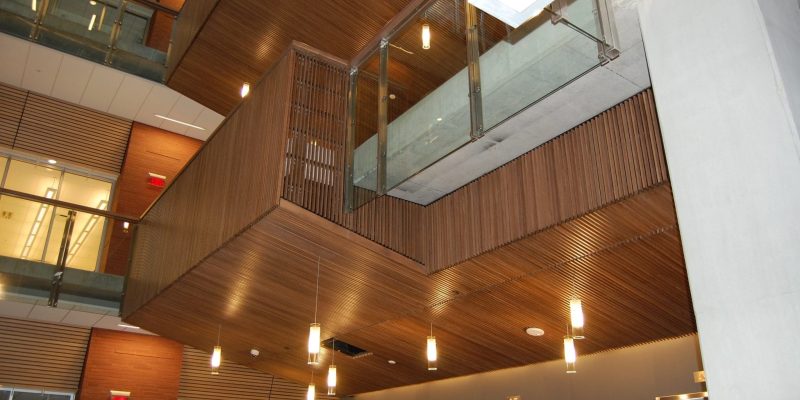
123, 47, 695, 395
167, 0, 414, 115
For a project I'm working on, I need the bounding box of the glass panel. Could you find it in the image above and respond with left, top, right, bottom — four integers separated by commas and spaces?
0, 196, 57, 262
11, 391, 72, 400
479, 0, 602, 132
64, 210, 106, 271
4, 159, 62, 197
564, 0, 600, 40
0, 389, 9, 400
59, 172, 112, 209
0, 156, 7, 181
384, 0, 471, 190
112, 2, 167, 81
36, 0, 118, 64
351, 50, 381, 209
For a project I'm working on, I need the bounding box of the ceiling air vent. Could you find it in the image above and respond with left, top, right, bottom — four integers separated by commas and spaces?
322, 338, 372, 358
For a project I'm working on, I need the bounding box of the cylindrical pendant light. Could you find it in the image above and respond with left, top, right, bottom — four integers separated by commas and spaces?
570, 299, 585, 339
327, 364, 337, 395
564, 336, 577, 373
426, 334, 437, 371
308, 257, 322, 365
421, 23, 431, 49
211, 325, 222, 375
306, 383, 315, 400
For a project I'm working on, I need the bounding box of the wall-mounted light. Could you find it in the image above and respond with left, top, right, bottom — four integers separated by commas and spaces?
421, 23, 431, 49
122, 221, 130, 232
564, 336, 576, 373
570, 299, 585, 339
240, 82, 250, 98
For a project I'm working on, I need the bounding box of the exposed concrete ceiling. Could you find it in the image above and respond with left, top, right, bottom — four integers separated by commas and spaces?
0, 32, 223, 141
389, 0, 650, 204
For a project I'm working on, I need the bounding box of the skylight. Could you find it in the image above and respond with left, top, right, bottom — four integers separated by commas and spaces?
468, 0, 554, 28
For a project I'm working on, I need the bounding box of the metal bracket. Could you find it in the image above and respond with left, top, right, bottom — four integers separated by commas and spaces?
48, 210, 76, 308
595, 0, 621, 63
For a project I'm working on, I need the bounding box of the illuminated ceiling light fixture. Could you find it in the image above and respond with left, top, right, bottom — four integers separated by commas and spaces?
88, 13, 97, 30
308, 257, 322, 365
306, 371, 316, 400
66, 199, 108, 264
564, 336, 577, 373
153, 114, 206, 130
21, 188, 57, 260
31, 0, 36, 12
240, 82, 250, 98
569, 298, 585, 339
468, 0, 554, 28
421, 23, 431, 50
327, 339, 337, 396
47, 159, 57, 165
426, 323, 437, 371
210, 325, 222, 375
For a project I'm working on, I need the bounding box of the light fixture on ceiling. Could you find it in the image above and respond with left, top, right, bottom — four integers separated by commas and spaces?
47, 159, 57, 165
388, 359, 397, 365
524, 327, 544, 336
117, 323, 140, 329
327, 340, 337, 396
31, 0, 36, 12
240, 82, 250, 98
306, 371, 316, 400
88, 13, 97, 30
21, 188, 57, 260
122, 221, 130, 232
308, 257, 322, 365
421, 23, 431, 49
153, 114, 206, 130
564, 336, 576, 373
426, 323, 437, 371
468, 0, 553, 28
570, 299, 585, 339
211, 325, 222, 375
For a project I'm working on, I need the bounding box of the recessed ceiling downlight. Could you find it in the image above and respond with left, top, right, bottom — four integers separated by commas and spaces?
525, 327, 544, 336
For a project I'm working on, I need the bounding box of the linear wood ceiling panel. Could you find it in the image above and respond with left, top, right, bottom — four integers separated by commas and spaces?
125, 45, 693, 395
167, 0, 414, 115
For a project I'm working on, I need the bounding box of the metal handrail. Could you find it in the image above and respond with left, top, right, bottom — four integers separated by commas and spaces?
0, 187, 139, 223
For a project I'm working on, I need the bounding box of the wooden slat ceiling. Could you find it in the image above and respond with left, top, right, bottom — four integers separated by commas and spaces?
125, 184, 693, 395
167, 0, 413, 115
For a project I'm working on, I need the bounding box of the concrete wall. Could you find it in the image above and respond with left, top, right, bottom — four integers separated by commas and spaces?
355, 335, 703, 400
639, 0, 800, 398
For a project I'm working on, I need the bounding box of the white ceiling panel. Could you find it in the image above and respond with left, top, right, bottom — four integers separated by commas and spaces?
0, 299, 34, 319
62, 309, 104, 326
80, 64, 124, 111
136, 84, 180, 127
93, 314, 122, 329
0, 34, 29, 87
190, 108, 225, 140
108, 75, 154, 119
51, 55, 95, 104
21, 44, 63, 95
27, 304, 71, 323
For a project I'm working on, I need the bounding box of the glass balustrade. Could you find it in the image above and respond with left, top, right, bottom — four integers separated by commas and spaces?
0, 0, 172, 82
347, 0, 618, 211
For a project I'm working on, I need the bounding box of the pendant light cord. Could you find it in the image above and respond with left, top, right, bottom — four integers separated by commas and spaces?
332, 338, 335, 363
313, 256, 321, 323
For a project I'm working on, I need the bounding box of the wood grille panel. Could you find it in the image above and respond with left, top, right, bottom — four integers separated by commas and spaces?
0, 83, 26, 149
166, 0, 219, 81
0, 316, 90, 391
124, 51, 295, 316
180, 346, 334, 400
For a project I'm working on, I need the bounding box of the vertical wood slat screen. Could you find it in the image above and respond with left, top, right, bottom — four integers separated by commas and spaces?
280, 53, 667, 272
123, 53, 295, 317
0, 316, 90, 391
0, 82, 132, 173
179, 346, 333, 400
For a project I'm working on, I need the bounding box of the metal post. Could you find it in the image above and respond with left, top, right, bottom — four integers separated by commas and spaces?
48, 210, 76, 308
595, 0, 620, 63
105, 0, 128, 65
30, 0, 50, 40
376, 39, 389, 196
465, 3, 484, 140
344, 67, 358, 213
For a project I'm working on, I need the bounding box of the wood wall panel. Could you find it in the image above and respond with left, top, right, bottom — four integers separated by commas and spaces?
0, 83, 26, 149
166, 0, 219, 81
179, 346, 334, 400
78, 328, 183, 400
0, 316, 90, 391
104, 122, 202, 276
123, 51, 295, 316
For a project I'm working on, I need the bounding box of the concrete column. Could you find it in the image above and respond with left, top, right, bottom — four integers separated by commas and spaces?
638, 1, 800, 398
